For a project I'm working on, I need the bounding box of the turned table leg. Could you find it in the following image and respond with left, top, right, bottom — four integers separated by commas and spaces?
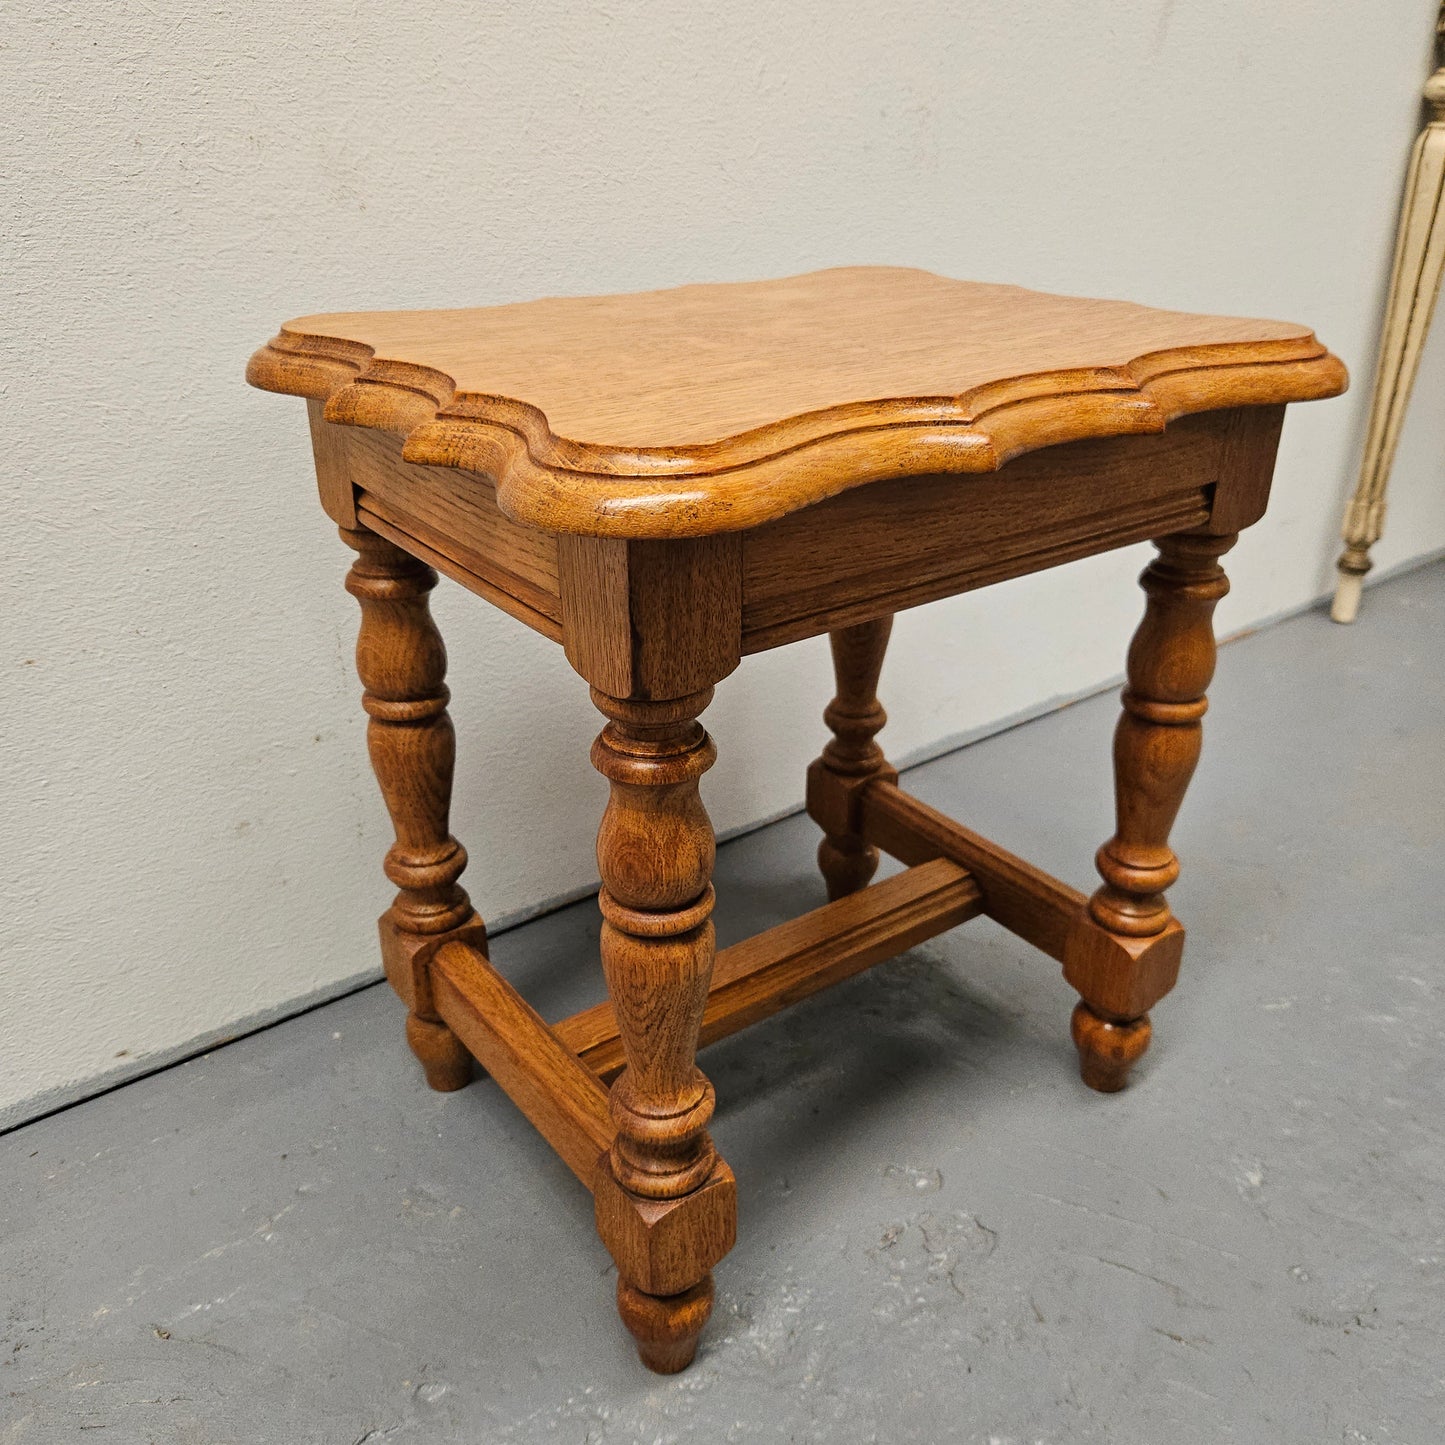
342, 526, 481, 1092
809, 617, 898, 900
1065, 532, 1235, 1091
589, 686, 737, 1373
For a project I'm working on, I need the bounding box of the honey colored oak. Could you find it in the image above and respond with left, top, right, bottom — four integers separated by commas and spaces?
341, 526, 479, 1092
249, 266, 1345, 537
430, 940, 612, 1185
555, 857, 983, 1081
249, 265, 1345, 1374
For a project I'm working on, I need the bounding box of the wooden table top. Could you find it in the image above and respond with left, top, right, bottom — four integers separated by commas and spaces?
248, 266, 1345, 537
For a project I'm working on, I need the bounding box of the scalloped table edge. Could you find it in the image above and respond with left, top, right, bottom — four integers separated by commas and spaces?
246, 326, 1347, 539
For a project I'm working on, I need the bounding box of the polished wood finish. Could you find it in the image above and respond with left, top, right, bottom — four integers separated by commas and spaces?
556, 857, 983, 1080
250, 267, 1343, 539
858, 780, 1087, 962
742, 409, 1255, 650
307, 398, 357, 526
1064, 531, 1235, 1090
615, 1276, 716, 1376
341, 525, 481, 1092
359, 503, 561, 642
1070, 1003, 1153, 1095
559, 536, 741, 701
810, 618, 897, 900
1209, 404, 1287, 535
348, 426, 562, 635
431, 940, 611, 1184
252, 267, 1344, 1373
588, 688, 732, 1370
1332, 5, 1445, 622
1090, 533, 1234, 936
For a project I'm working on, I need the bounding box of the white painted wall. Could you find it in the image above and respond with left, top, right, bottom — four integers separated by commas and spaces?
6, 1, 1444, 1127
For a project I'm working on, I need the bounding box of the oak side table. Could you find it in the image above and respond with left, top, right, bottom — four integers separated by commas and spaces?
247, 267, 1345, 1372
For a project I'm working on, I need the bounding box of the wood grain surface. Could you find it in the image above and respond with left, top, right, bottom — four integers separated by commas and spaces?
262, 265, 1346, 1374
249, 266, 1345, 538
554, 857, 982, 1080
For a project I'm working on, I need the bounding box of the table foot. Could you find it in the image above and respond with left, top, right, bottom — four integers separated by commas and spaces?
1071, 1002, 1152, 1093
405, 1012, 473, 1091
1330, 550, 1368, 624
617, 1275, 715, 1374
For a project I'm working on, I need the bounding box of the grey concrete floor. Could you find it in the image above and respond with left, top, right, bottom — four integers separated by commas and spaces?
5, 562, 1444, 1445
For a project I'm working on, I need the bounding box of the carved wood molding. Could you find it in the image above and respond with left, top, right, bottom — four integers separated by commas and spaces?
248, 267, 1345, 539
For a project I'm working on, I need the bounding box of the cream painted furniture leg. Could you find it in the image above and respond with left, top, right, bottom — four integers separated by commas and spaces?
1333, 8, 1445, 623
